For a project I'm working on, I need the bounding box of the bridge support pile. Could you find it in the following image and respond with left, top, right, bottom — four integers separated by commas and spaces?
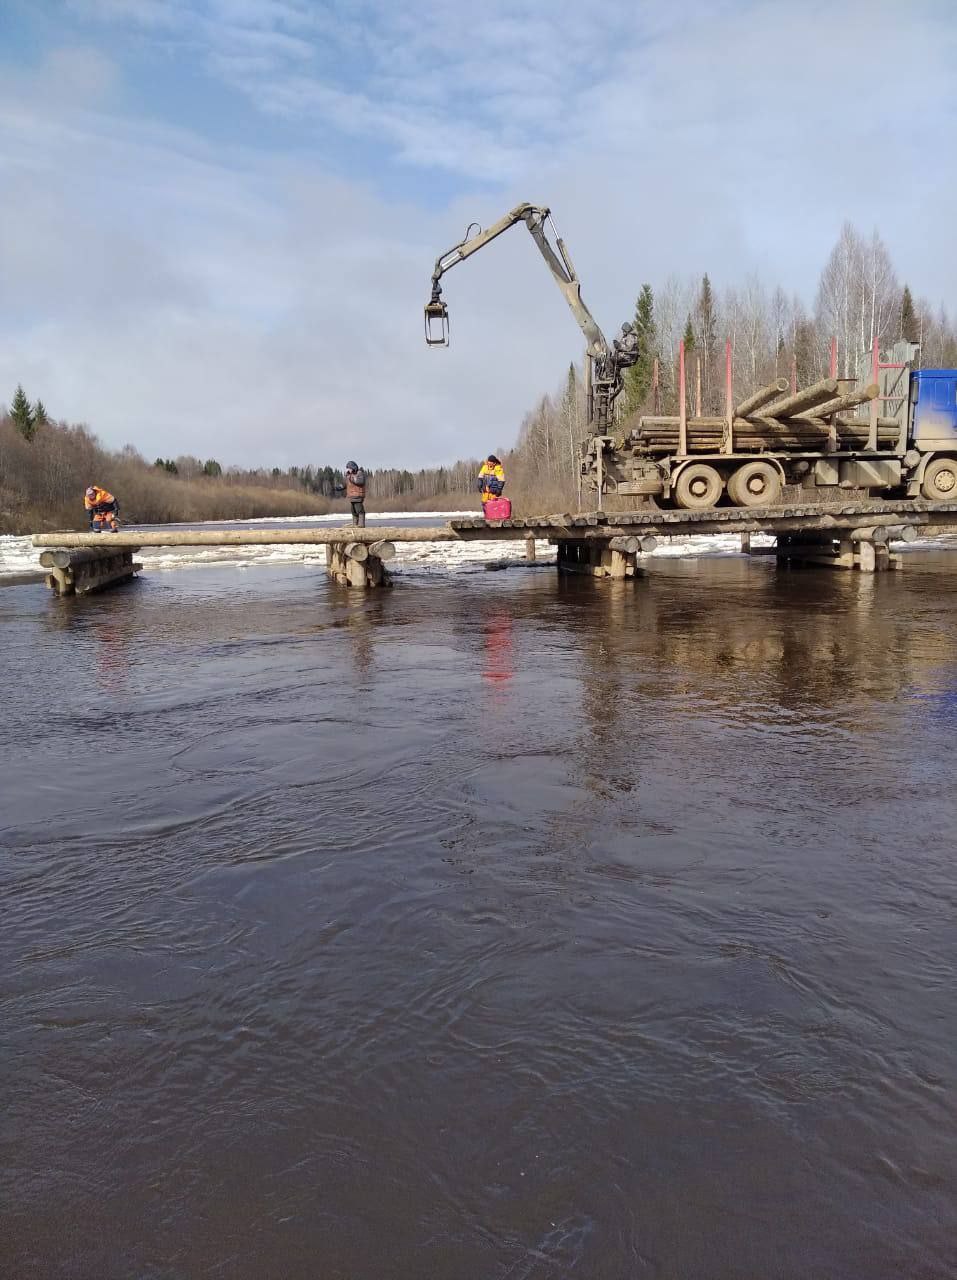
556, 534, 657, 578
326, 540, 395, 588
758, 524, 918, 572
39, 546, 140, 595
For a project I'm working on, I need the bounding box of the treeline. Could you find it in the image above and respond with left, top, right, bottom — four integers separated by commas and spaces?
0, 400, 340, 533
0, 382, 487, 532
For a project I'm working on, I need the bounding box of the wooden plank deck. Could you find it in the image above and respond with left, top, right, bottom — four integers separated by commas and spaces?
31, 500, 957, 551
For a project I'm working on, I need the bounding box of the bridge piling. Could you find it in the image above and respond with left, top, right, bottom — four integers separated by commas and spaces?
326, 541, 391, 588
760, 533, 902, 571
38, 546, 140, 595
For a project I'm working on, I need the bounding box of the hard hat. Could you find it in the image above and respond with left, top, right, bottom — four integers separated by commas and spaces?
86, 487, 97, 498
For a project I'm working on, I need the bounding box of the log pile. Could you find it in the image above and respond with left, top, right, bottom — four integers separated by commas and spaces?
629, 379, 897, 456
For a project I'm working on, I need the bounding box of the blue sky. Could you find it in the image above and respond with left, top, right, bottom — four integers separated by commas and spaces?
1, 0, 956, 468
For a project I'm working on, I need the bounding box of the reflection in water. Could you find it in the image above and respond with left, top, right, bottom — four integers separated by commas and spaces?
3, 554, 957, 1278
481, 612, 514, 695
92, 617, 131, 694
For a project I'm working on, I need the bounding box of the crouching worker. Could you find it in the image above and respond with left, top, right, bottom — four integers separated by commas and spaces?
478, 455, 508, 519
84, 485, 119, 532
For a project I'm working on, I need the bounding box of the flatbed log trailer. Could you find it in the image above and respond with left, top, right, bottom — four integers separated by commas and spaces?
424, 202, 957, 510
582, 356, 957, 509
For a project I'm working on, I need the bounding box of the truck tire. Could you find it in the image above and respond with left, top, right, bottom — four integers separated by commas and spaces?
727, 460, 782, 508
673, 464, 723, 510
920, 456, 957, 502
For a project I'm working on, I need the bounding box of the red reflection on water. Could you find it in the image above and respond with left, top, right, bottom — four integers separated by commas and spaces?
482, 614, 513, 690
94, 620, 130, 693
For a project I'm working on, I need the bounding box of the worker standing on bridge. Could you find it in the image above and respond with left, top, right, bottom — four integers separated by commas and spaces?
478, 455, 506, 515
84, 485, 119, 532
345, 461, 367, 527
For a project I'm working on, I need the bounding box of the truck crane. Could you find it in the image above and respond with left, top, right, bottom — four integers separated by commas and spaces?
425, 206, 957, 510
424, 203, 638, 482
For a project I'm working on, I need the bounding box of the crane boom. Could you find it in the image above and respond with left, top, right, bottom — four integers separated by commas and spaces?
426, 203, 607, 358
424, 202, 638, 438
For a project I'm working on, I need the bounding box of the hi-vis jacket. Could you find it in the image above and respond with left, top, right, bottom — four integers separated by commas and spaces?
478, 460, 505, 502
84, 486, 115, 510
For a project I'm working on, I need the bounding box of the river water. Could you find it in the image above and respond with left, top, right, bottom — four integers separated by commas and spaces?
2, 525, 957, 1278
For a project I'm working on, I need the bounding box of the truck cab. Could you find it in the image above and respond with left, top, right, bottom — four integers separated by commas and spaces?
911, 369, 957, 449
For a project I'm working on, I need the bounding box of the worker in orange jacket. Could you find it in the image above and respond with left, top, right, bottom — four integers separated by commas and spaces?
84, 485, 119, 532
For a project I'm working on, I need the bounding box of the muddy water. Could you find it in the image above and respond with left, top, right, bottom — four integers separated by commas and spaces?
2, 552, 956, 1278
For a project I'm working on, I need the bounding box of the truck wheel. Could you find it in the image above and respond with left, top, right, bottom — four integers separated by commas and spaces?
727, 461, 782, 508
920, 456, 957, 502
673, 464, 723, 510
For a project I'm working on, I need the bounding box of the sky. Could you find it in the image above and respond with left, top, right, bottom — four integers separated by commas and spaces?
1, 0, 955, 469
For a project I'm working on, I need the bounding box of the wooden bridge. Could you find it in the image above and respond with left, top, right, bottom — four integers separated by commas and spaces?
32, 498, 957, 594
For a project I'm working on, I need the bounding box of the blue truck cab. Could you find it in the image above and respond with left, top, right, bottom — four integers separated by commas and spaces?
911, 369, 957, 447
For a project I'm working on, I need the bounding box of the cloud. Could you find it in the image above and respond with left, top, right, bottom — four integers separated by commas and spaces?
2, 2, 957, 469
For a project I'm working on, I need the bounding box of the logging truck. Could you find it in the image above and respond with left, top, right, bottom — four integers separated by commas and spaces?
580, 346, 957, 509
423, 204, 957, 509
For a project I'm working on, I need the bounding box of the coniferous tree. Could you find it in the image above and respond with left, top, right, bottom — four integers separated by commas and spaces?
696, 273, 718, 409
33, 399, 50, 427
623, 284, 657, 414
900, 285, 919, 343
793, 319, 819, 388
11, 385, 35, 440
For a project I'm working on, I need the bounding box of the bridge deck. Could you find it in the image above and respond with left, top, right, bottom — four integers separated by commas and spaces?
30, 499, 957, 549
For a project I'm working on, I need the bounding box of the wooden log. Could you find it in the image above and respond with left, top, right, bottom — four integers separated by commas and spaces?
836, 415, 899, 431
368, 540, 396, 561
761, 378, 839, 419
366, 556, 384, 587
345, 556, 368, 587
879, 524, 918, 543
344, 541, 369, 561
34, 526, 461, 548
734, 378, 790, 418
39, 546, 133, 569
635, 424, 899, 447
609, 535, 639, 553
856, 540, 877, 572
42, 547, 139, 594
638, 415, 726, 429
797, 383, 878, 419
847, 525, 916, 545
525, 535, 536, 561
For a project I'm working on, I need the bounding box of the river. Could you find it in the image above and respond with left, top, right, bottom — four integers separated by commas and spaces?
2, 520, 956, 1278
